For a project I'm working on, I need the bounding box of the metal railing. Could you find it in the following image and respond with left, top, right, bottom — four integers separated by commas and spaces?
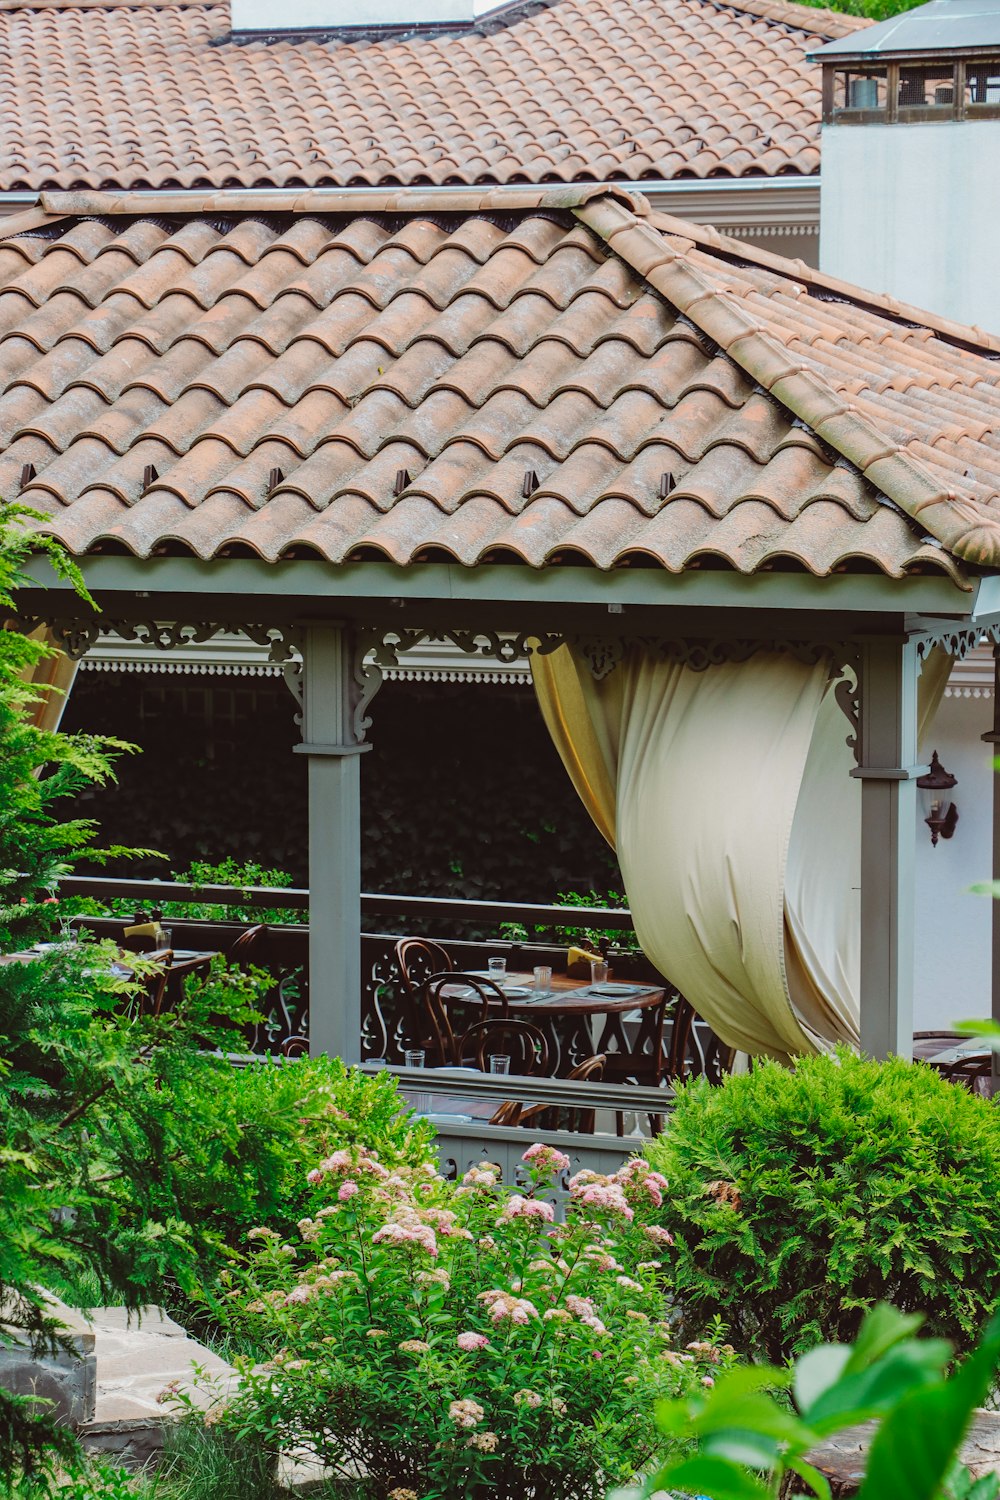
60, 874, 683, 1175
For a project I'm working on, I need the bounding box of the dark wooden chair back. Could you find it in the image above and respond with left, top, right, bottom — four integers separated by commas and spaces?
422, 972, 507, 1066
396, 939, 455, 1052
514, 1054, 607, 1135
228, 923, 266, 963
395, 938, 453, 994
459, 1017, 550, 1075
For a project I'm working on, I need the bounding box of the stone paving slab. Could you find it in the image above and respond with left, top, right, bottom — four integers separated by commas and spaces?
70, 1305, 238, 1467
806, 1410, 1000, 1495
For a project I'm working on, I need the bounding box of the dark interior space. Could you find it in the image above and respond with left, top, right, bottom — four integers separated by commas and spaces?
61, 668, 621, 903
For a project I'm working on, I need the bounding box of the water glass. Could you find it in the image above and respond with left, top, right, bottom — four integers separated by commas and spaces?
488, 957, 507, 985
590, 959, 610, 986
157, 928, 173, 952
404, 1049, 426, 1069
533, 965, 552, 995
489, 1054, 511, 1075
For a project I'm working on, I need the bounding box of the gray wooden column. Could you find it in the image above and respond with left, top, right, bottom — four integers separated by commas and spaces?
981, 645, 1000, 1077
851, 634, 924, 1059
296, 624, 375, 1062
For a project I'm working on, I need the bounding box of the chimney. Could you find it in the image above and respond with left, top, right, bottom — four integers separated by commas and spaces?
810, 0, 1000, 331
231, 0, 504, 34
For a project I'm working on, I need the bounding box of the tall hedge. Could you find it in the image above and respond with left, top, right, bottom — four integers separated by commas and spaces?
645, 1048, 1000, 1361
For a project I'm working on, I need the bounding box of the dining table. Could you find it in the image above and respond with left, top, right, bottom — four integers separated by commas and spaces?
439, 969, 667, 1077
0, 941, 219, 1014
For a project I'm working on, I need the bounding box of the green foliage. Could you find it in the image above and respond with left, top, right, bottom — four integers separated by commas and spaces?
801, 0, 929, 21
643, 1048, 1000, 1362
65, 675, 622, 904
499, 888, 641, 953
0, 502, 268, 1479
87, 857, 304, 927
615, 1303, 1000, 1500
207, 1150, 727, 1500
180, 1056, 437, 1261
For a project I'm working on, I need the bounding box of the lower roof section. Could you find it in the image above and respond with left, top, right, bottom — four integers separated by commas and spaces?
6, 186, 1000, 589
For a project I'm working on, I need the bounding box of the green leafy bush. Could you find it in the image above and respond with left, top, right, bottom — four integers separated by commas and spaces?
615, 1302, 1000, 1500
207, 1149, 730, 1500
645, 1048, 1000, 1362
184, 1056, 437, 1258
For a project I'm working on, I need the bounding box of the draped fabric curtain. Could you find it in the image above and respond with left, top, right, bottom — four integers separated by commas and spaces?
531, 640, 951, 1063
15, 626, 78, 731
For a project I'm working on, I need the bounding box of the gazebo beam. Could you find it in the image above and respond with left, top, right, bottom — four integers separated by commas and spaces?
853, 634, 925, 1059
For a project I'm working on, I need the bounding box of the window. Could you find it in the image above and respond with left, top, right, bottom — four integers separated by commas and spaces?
829, 67, 889, 121
896, 63, 957, 118
823, 58, 1000, 124
964, 58, 1000, 113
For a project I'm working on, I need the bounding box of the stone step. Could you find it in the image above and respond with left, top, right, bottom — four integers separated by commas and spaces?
77, 1305, 237, 1469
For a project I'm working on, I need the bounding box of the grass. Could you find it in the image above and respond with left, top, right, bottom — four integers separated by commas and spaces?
13, 1426, 371, 1500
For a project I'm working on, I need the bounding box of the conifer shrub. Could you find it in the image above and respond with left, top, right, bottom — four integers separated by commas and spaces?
644, 1048, 1000, 1362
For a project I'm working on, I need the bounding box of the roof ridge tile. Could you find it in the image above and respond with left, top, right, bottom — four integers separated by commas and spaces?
578, 194, 1000, 569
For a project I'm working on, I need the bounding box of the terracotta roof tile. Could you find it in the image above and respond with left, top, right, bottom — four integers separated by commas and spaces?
3, 187, 990, 586
0, 0, 863, 191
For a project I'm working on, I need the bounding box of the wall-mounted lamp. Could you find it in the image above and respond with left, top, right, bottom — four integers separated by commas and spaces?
917, 751, 958, 846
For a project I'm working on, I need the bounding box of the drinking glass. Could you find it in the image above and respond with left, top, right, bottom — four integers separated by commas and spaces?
533, 965, 552, 995
489, 1054, 511, 1075
405, 1049, 430, 1114
488, 957, 507, 984
590, 959, 610, 986
157, 928, 173, 952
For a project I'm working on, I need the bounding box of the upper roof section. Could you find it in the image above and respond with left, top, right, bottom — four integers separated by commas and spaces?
814, 0, 1000, 60
4, 184, 1000, 585
0, 0, 866, 192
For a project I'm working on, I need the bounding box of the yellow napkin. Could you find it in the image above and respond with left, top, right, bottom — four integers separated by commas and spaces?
123, 922, 162, 939
567, 945, 599, 979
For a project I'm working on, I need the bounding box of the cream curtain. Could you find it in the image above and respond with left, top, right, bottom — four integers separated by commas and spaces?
16, 626, 78, 731
532, 641, 952, 1062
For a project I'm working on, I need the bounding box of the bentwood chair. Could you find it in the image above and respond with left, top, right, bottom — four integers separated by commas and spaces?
513, 1054, 607, 1134
421, 972, 508, 1067
459, 1017, 550, 1076
395, 939, 453, 1052
227, 923, 266, 964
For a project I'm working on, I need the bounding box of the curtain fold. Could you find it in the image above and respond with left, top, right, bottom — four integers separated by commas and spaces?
917, 644, 953, 749
17, 626, 78, 731
532, 639, 952, 1062
531, 643, 845, 1061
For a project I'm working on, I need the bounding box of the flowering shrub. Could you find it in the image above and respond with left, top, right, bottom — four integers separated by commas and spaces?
214, 1146, 733, 1499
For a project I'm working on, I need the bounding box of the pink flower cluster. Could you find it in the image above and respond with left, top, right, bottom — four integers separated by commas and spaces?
307, 1145, 391, 1187
448, 1398, 485, 1429
478, 1289, 540, 1326
497, 1195, 555, 1225
372, 1207, 439, 1257
521, 1144, 571, 1174
565, 1294, 608, 1335
616, 1158, 670, 1208
570, 1178, 634, 1221
462, 1163, 501, 1188
566, 1159, 671, 1219
644, 1225, 674, 1246
421, 1206, 473, 1241
457, 1331, 490, 1352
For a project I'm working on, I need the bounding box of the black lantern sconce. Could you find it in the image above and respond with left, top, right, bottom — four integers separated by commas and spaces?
917, 751, 958, 846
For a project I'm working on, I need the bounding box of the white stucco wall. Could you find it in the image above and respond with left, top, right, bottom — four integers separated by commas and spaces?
914, 691, 995, 1031
820, 120, 1000, 333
